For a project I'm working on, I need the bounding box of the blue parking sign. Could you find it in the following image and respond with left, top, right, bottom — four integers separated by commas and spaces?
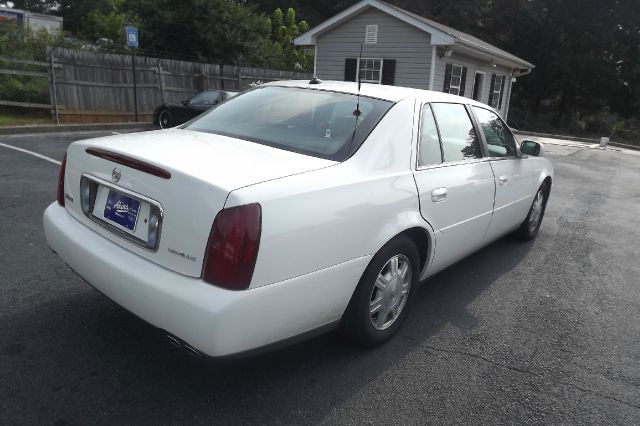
126, 26, 138, 47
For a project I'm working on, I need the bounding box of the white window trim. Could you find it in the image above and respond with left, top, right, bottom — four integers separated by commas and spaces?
448, 64, 464, 96
357, 57, 384, 84
491, 74, 505, 109
365, 24, 378, 44
472, 71, 486, 102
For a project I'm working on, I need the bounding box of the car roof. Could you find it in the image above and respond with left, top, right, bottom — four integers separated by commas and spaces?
264, 80, 494, 110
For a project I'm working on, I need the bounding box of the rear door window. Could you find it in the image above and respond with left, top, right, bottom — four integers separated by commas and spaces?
431, 103, 482, 162
417, 104, 443, 167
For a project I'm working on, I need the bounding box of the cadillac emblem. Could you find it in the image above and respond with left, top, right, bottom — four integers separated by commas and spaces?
112, 167, 121, 182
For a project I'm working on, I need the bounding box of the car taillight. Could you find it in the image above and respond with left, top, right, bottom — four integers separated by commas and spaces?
57, 153, 67, 206
202, 203, 261, 290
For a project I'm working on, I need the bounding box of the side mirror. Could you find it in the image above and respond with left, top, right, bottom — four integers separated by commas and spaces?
181, 99, 190, 106
521, 139, 545, 157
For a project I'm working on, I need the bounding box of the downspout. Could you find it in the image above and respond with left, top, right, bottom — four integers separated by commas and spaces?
504, 75, 513, 120
313, 43, 318, 77
505, 67, 532, 120
428, 46, 437, 90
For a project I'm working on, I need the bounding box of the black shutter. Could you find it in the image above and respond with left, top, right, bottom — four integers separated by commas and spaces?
459, 67, 467, 96
381, 59, 396, 85
498, 76, 505, 110
344, 58, 357, 82
489, 74, 496, 106
443, 63, 452, 93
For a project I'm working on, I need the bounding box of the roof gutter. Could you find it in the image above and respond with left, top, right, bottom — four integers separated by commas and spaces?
456, 40, 534, 70
513, 67, 533, 77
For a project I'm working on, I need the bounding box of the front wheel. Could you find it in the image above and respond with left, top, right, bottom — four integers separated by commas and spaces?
515, 182, 549, 240
339, 235, 419, 346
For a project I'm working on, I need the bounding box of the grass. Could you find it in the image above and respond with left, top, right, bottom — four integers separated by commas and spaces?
0, 114, 52, 127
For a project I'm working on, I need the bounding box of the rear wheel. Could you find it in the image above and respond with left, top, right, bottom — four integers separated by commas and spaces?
515, 182, 549, 240
158, 109, 173, 129
340, 235, 419, 346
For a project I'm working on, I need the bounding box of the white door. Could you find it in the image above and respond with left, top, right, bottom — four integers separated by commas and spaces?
414, 103, 495, 275
471, 106, 535, 241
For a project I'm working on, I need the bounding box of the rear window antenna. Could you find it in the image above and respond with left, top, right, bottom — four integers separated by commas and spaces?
353, 44, 363, 117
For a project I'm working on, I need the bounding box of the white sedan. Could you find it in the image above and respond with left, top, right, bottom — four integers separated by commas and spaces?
44, 80, 552, 358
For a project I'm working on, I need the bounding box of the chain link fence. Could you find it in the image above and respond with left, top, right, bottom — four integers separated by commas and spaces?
0, 49, 55, 126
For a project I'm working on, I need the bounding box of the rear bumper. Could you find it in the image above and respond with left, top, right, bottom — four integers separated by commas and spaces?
43, 203, 369, 357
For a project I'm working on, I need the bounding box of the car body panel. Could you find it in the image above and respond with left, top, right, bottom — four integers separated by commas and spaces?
483, 157, 537, 241
44, 203, 370, 357
414, 161, 496, 273
226, 98, 434, 288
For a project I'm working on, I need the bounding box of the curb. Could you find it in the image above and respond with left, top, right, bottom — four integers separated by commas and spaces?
0, 122, 156, 136
513, 130, 600, 144
514, 130, 640, 152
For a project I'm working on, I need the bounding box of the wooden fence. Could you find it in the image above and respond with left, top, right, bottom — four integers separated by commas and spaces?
0, 48, 311, 124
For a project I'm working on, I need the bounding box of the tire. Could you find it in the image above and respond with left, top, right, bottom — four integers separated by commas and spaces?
158, 109, 173, 129
339, 235, 420, 347
514, 182, 550, 240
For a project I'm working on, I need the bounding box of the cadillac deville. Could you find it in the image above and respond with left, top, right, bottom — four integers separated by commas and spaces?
43, 80, 552, 357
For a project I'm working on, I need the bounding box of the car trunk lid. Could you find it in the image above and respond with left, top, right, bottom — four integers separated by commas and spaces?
62, 129, 336, 277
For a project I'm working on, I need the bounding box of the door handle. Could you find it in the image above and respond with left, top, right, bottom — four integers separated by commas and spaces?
498, 175, 509, 185
431, 187, 448, 203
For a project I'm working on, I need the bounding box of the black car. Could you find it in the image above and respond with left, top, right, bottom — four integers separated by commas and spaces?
153, 90, 238, 128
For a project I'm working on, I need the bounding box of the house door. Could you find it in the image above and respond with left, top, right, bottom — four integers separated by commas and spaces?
472, 72, 485, 101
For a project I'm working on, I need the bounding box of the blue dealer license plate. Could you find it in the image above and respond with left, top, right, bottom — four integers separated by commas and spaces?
103, 190, 140, 231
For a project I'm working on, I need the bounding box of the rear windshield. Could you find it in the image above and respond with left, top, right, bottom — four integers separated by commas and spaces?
186, 86, 393, 161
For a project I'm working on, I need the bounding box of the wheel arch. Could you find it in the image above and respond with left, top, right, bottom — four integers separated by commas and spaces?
364, 222, 435, 286
397, 226, 432, 276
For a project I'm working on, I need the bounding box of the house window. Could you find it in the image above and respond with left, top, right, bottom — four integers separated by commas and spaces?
358, 58, 383, 84
448, 64, 464, 96
490, 75, 505, 108
365, 24, 378, 44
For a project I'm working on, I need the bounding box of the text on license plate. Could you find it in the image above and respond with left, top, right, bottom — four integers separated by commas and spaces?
103, 190, 140, 231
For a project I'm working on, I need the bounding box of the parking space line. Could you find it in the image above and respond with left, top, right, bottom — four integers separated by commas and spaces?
0, 142, 61, 166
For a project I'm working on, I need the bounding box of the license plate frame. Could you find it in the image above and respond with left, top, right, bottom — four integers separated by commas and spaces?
103, 189, 141, 232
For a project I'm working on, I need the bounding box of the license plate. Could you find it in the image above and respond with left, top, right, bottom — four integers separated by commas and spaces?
103, 190, 140, 231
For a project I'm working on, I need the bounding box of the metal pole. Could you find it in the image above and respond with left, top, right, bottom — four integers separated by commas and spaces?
157, 63, 165, 102
49, 47, 59, 124
132, 48, 138, 122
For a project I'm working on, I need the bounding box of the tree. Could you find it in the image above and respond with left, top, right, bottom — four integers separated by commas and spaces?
7, 0, 57, 13
124, 0, 271, 64
266, 7, 311, 70
74, 0, 135, 51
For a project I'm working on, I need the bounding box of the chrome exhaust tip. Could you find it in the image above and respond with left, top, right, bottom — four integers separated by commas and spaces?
183, 344, 201, 358
165, 333, 201, 358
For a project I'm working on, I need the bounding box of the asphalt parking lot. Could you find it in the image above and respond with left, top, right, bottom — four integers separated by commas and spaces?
1, 130, 639, 425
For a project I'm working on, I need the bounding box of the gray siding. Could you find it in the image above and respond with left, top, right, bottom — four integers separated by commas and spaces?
433, 50, 513, 116
316, 8, 432, 89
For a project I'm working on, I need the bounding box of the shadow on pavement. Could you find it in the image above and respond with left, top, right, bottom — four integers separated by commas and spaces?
1, 236, 532, 424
